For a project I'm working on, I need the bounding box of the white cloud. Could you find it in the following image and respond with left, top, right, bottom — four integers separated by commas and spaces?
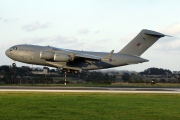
50, 35, 78, 44
77, 28, 90, 34
94, 30, 100, 34
118, 31, 138, 43
154, 38, 180, 53
158, 23, 180, 35
75, 42, 106, 51
1, 34, 79, 50
153, 23, 180, 53
22, 22, 50, 32
0, 17, 18, 23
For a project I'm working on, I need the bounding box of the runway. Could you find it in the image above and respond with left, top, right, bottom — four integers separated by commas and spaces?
0, 86, 180, 93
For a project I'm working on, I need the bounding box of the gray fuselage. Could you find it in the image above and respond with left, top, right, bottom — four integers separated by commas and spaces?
5, 44, 148, 71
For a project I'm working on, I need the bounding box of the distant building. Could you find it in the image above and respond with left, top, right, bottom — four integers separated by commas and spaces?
31, 67, 58, 75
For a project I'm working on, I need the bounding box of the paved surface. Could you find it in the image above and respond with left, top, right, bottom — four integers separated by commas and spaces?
0, 86, 180, 93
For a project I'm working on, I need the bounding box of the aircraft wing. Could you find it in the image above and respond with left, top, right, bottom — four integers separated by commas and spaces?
52, 47, 113, 61
74, 53, 101, 60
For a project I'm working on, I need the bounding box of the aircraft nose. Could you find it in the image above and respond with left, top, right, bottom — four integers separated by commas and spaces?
5, 49, 10, 57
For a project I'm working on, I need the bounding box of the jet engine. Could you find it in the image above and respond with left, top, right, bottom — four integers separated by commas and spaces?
54, 53, 71, 62
40, 51, 54, 60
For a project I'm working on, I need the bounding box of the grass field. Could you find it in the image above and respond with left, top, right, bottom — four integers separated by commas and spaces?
0, 92, 180, 120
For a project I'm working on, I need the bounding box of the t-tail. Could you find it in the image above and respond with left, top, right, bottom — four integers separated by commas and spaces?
119, 29, 167, 56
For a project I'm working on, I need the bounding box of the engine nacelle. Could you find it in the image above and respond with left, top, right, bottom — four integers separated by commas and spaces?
40, 51, 54, 60
54, 53, 71, 62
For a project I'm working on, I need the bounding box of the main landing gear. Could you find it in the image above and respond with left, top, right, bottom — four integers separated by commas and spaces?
57, 68, 82, 85
58, 68, 80, 74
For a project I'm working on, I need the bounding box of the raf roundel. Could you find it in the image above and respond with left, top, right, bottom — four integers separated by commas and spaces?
136, 43, 141, 46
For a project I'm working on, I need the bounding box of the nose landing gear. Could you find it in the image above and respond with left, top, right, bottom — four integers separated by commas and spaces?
12, 63, 16, 67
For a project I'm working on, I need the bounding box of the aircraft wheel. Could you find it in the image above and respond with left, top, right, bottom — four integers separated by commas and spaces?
12, 63, 16, 67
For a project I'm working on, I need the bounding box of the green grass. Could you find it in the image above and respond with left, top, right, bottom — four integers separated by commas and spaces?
0, 92, 180, 120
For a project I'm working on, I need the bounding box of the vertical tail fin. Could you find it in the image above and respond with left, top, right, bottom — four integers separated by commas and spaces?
119, 29, 166, 56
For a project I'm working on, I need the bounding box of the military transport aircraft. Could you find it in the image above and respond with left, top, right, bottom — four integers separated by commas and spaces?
5, 29, 167, 73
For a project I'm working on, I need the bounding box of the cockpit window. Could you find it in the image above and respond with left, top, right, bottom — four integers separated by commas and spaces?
11, 46, 17, 50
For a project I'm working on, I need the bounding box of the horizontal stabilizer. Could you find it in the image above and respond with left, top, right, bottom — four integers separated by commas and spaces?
144, 30, 166, 37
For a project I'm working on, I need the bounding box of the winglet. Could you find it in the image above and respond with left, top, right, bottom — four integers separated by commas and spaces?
102, 50, 114, 60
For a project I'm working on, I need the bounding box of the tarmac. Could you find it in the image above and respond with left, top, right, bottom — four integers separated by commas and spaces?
0, 86, 180, 93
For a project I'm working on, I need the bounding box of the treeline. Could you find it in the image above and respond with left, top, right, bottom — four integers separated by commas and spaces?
0, 65, 180, 84
139, 68, 172, 75
0, 65, 116, 84
122, 67, 180, 83
0, 65, 32, 84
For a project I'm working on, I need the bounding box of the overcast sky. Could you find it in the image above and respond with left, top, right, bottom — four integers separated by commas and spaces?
1, 0, 180, 72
